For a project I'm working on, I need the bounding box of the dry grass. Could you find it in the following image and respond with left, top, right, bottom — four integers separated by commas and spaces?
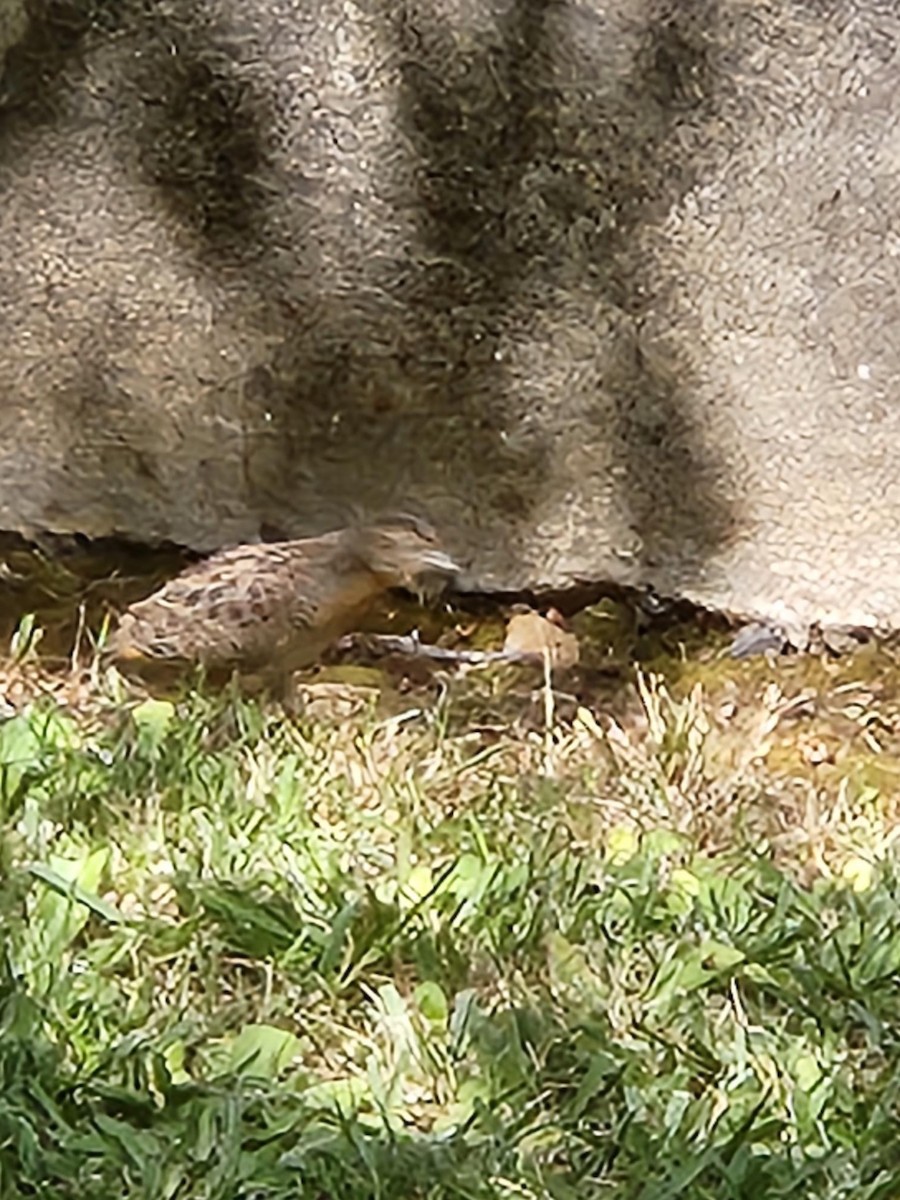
3, 609, 900, 1197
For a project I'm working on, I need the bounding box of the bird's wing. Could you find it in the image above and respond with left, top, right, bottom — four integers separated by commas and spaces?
117, 544, 324, 668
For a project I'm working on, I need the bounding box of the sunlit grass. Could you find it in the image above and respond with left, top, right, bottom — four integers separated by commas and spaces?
2, 613, 900, 1197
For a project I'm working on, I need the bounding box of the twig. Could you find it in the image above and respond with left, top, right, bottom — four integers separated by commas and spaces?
346, 631, 531, 666
71, 601, 87, 674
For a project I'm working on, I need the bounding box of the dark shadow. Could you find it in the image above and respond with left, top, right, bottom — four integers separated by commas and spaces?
0, 0, 733, 590
126, 21, 271, 251
387, 0, 735, 567
603, 6, 737, 566
1, 2, 270, 250
0, 0, 120, 124
383, 0, 558, 531
114, 0, 551, 541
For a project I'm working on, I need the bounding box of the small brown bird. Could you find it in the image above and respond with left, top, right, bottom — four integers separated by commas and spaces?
109, 514, 459, 693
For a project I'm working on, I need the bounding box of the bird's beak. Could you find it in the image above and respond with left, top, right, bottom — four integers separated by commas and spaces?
419, 549, 461, 577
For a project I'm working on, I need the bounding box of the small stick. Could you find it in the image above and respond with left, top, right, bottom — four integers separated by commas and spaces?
346, 631, 531, 666
71, 601, 87, 674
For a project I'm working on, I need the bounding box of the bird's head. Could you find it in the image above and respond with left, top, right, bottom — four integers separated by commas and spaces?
349, 513, 461, 598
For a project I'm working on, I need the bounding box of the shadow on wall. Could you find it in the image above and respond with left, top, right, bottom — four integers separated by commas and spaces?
603, 6, 736, 567
387, 0, 735, 567
147, 0, 555, 541
0, 0, 734, 574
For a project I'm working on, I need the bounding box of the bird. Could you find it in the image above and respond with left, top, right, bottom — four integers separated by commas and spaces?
108, 514, 460, 695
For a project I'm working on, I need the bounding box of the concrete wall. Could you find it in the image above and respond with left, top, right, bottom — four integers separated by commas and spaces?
0, 1, 898, 634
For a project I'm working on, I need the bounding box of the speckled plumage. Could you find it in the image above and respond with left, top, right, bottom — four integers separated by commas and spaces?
110, 515, 458, 686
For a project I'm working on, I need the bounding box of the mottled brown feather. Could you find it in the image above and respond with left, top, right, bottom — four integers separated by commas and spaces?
110, 517, 458, 683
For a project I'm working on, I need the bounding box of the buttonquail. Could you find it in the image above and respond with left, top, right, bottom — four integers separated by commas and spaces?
109, 514, 459, 693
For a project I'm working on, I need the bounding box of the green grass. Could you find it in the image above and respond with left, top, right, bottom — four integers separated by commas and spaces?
1, 663, 900, 1199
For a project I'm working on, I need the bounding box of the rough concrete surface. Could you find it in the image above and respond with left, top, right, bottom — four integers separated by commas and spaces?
0, 0, 898, 637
